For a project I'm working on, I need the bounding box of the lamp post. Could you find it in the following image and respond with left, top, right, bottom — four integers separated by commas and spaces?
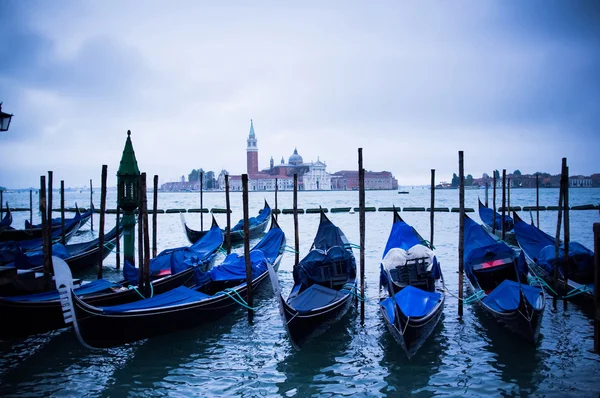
0, 102, 14, 132
117, 130, 140, 267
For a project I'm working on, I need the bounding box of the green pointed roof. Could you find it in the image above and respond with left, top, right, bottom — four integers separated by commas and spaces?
249, 119, 255, 138
117, 130, 140, 176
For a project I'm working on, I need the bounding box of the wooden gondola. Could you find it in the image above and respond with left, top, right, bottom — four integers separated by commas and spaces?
513, 212, 594, 313
57, 215, 285, 349
0, 219, 224, 340
478, 199, 517, 246
463, 213, 545, 343
268, 209, 356, 350
182, 200, 271, 245
379, 208, 445, 359
25, 203, 94, 230
0, 205, 12, 230
0, 211, 82, 243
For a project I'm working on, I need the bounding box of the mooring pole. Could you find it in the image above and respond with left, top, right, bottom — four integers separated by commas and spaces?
141, 173, 151, 297
40, 176, 50, 285
358, 148, 366, 324
153, 175, 158, 258
485, 181, 489, 208
29, 189, 33, 226
98, 165, 107, 280
430, 169, 435, 246
536, 174, 540, 228
275, 178, 278, 221
242, 174, 253, 323
458, 151, 465, 318
0, 190, 2, 219
225, 174, 231, 254
200, 171, 204, 231
508, 177, 511, 216
563, 163, 570, 311
116, 206, 121, 270
61, 180, 66, 245
554, 160, 565, 308
492, 172, 497, 235
138, 174, 145, 294
90, 178, 94, 231
294, 173, 299, 267
593, 223, 600, 354
48, 171, 53, 246
501, 169, 506, 241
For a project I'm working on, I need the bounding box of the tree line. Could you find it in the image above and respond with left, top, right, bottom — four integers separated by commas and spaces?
188, 169, 217, 189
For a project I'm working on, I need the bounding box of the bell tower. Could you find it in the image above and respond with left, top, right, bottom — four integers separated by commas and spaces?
246, 119, 258, 175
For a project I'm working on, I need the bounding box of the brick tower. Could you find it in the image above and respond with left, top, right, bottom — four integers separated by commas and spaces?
246, 119, 258, 176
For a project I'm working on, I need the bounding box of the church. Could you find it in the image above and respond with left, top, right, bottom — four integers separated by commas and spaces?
218, 120, 332, 191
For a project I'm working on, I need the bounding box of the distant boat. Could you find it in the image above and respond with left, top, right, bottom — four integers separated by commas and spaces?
397, 191, 409, 194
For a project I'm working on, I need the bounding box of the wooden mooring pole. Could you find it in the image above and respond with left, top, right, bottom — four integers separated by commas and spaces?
47, 171, 53, 281
225, 174, 231, 254
138, 174, 145, 294
554, 160, 565, 308
458, 151, 465, 318
358, 148, 366, 324
90, 179, 94, 231
508, 177, 511, 217
98, 165, 107, 280
492, 172, 497, 235
430, 169, 435, 246
501, 169, 506, 241
153, 175, 158, 258
141, 173, 151, 298
116, 206, 121, 269
563, 162, 570, 311
40, 176, 50, 286
29, 189, 33, 226
593, 222, 600, 354
275, 178, 278, 221
0, 190, 2, 219
485, 181, 489, 208
536, 174, 540, 228
294, 173, 299, 267
61, 180, 66, 245
200, 171, 204, 231
242, 174, 253, 323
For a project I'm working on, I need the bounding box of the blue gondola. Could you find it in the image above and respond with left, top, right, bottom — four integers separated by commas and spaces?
463, 213, 545, 343
58, 215, 284, 349
379, 209, 444, 358
478, 199, 517, 245
25, 203, 94, 230
513, 212, 594, 312
268, 209, 356, 350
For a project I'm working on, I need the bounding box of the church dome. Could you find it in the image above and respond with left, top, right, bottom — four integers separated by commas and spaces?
288, 148, 303, 165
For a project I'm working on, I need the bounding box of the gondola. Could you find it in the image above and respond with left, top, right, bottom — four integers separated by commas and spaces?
478, 199, 517, 246
268, 209, 356, 350
463, 213, 545, 343
379, 209, 444, 359
0, 211, 82, 243
513, 212, 594, 313
56, 215, 285, 349
25, 203, 94, 230
0, 205, 12, 230
183, 200, 271, 244
0, 218, 224, 340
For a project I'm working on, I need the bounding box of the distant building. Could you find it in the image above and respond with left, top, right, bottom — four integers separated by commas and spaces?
569, 176, 592, 188
331, 170, 398, 190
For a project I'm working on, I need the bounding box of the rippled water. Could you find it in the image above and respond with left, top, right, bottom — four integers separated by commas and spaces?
1, 188, 599, 397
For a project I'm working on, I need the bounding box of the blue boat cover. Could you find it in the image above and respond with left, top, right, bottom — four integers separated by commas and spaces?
482, 279, 543, 312
13, 243, 71, 270
231, 205, 271, 232
380, 285, 442, 322
99, 286, 211, 314
123, 260, 139, 285
288, 283, 349, 314
383, 217, 424, 257
25, 207, 90, 229
478, 200, 514, 232
249, 227, 285, 263
294, 246, 356, 289
149, 223, 223, 276
3, 279, 119, 302
514, 215, 594, 282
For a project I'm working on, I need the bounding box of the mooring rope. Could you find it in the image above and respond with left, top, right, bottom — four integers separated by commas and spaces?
221, 288, 258, 311
562, 284, 591, 299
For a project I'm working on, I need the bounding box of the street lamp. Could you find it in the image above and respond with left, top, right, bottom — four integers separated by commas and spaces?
117, 130, 140, 266
0, 102, 13, 132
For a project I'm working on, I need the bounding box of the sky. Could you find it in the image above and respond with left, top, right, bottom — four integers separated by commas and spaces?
1, 0, 599, 188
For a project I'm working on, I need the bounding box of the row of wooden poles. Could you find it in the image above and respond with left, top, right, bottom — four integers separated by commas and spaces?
22, 152, 600, 352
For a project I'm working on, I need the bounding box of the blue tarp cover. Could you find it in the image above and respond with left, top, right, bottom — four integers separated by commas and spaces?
383, 218, 424, 257
380, 285, 442, 322
3, 279, 119, 302
13, 243, 71, 270
288, 284, 349, 314
231, 205, 270, 232
482, 279, 543, 312
514, 215, 594, 282
479, 200, 514, 232
294, 246, 356, 289
99, 286, 211, 314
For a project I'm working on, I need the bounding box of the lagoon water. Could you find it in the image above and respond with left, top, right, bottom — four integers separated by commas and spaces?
1, 187, 599, 397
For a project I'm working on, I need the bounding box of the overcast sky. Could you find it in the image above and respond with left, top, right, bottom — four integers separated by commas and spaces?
1, 0, 599, 188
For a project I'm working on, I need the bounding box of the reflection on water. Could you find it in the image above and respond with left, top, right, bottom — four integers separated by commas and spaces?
1, 189, 599, 396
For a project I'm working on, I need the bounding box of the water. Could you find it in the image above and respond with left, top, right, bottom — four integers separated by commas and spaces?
1, 188, 599, 397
